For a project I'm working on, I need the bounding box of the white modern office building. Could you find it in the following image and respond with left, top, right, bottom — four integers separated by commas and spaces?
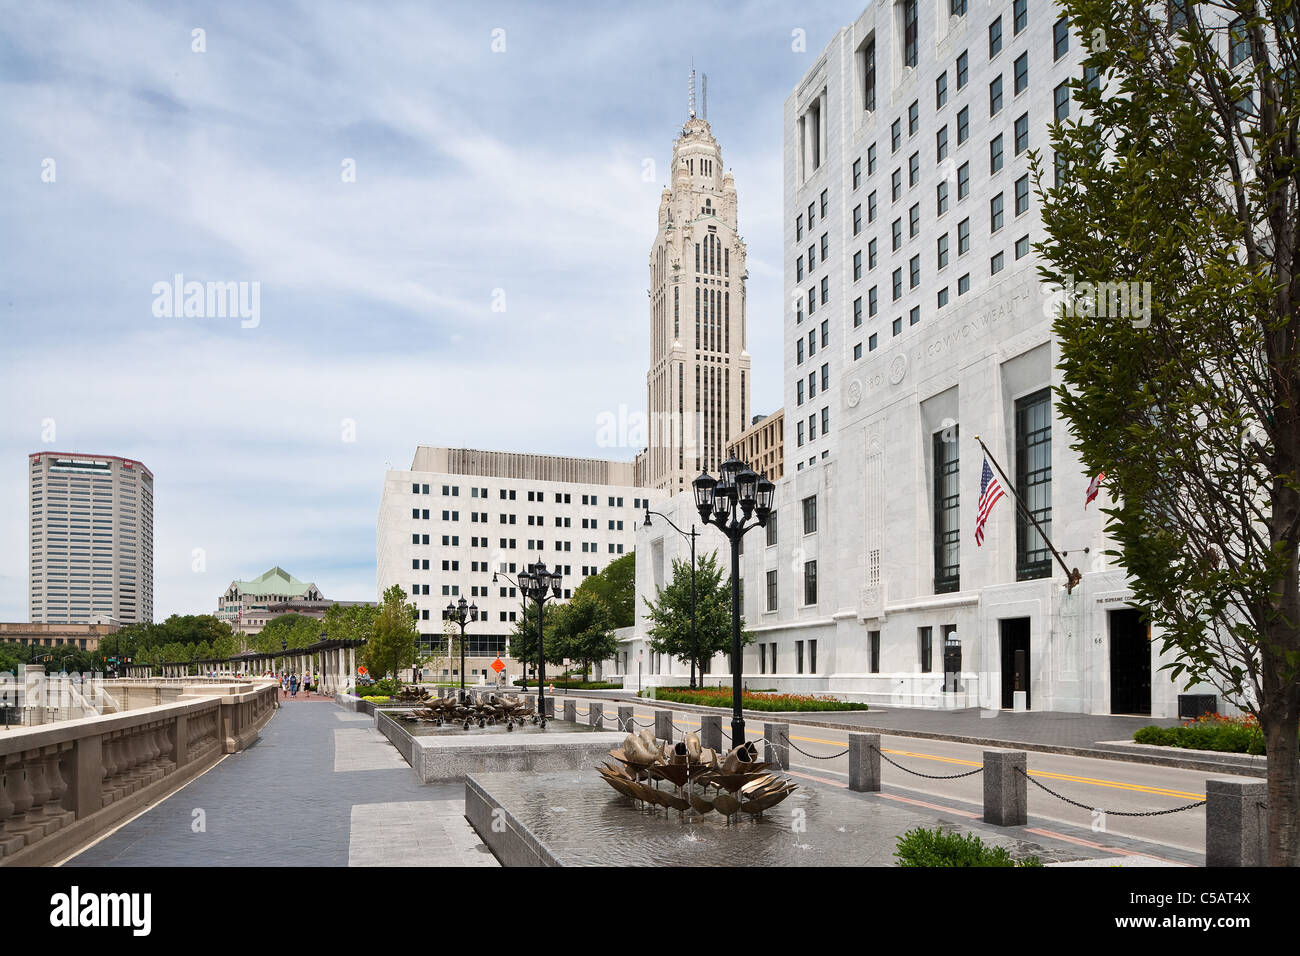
378, 446, 666, 683
616, 1, 1220, 719
28, 452, 154, 626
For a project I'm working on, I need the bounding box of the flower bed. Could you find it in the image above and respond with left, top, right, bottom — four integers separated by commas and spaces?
642, 687, 868, 712
513, 679, 622, 691
1133, 712, 1266, 755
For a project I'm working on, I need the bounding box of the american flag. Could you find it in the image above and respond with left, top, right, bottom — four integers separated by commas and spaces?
975, 456, 1004, 546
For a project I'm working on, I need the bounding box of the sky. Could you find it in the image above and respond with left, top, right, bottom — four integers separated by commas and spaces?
0, 0, 855, 621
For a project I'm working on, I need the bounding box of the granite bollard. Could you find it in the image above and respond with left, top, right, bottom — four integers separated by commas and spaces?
655, 709, 673, 743
700, 714, 722, 752
563, 699, 576, 723
982, 749, 1027, 826
1205, 778, 1267, 867
764, 722, 790, 770
617, 705, 634, 733
588, 704, 603, 730
848, 733, 881, 792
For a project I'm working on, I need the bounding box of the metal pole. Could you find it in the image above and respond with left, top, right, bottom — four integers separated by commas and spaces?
690, 531, 697, 690
459, 620, 466, 701
729, 526, 743, 745
536, 597, 546, 722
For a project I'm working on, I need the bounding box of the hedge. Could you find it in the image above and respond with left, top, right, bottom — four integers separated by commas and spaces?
1133, 722, 1265, 755
643, 687, 868, 712
894, 827, 1042, 867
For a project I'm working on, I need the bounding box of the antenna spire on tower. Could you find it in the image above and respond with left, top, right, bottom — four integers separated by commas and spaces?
688, 68, 696, 119
702, 74, 707, 120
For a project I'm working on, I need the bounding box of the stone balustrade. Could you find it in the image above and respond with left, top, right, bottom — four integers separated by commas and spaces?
0, 679, 278, 866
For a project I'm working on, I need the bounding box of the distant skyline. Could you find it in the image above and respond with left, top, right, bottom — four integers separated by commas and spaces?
0, 1, 854, 620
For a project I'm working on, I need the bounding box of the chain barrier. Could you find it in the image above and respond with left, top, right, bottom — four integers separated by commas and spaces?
871, 744, 985, 780
1014, 768, 1207, 817
779, 732, 850, 760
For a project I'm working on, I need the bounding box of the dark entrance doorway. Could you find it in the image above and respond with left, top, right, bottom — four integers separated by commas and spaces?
1109, 607, 1151, 715
1000, 617, 1030, 709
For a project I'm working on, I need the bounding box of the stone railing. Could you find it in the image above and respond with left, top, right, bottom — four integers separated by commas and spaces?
0, 679, 278, 866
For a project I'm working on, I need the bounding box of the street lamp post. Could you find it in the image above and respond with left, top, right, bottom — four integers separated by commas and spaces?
643, 509, 701, 689
281, 638, 287, 680
443, 596, 479, 702
515, 558, 562, 724
692, 456, 775, 747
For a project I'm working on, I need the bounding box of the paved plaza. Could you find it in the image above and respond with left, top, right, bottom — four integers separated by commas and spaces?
67, 698, 496, 867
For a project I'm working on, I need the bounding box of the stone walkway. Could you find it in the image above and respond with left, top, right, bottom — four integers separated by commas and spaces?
66, 698, 496, 867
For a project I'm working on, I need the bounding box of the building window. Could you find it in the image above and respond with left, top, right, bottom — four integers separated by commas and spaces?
893, 316, 902, 336
938, 286, 949, 308
990, 133, 1003, 174
1014, 52, 1029, 95
989, 16, 1002, 58
766, 569, 779, 611
910, 255, 920, 288
869, 237, 878, 269
991, 192, 1004, 232
852, 157, 862, 189
920, 626, 933, 673
796, 214, 803, 240
991, 251, 1005, 274
990, 75, 1003, 115
909, 152, 919, 187
1053, 16, 1070, 61
956, 50, 968, 89
892, 168, 902, 201
870, 631, 881, 672
1015, 234, 1030, 259
864, 35, 877, 111
936, 71, 947, 109
1054, 82, 1070, 122
891, 118, 902, 153
854, 296, 863, 326
892, 268, 902, 300
909, 305, 920, 326
853, 205, 862, 235
1015, 387, 1053, 580
937, 125, 948, 163
957, 162, 970, 200
934, 427, 960, 592
957, 106, 969, 144
903, 0, 918, 67
853, 251, 863, 281
1015, 174, 1030, 215
958, 217, 970, 254
1230, 16, 1250, 67
958, 273, 970, 295
767, 512, 778, 546
909, 203, 920, 236
869, 332, 878, 351
869, 285, 878, 316
854, 342, 863, 359
1014, 0, 1027, 34
1015, 112, 1029, 154
804, 560, 818, 605
868, 142, 877, 175
938, 233, 949, 270
908, 100, 919, 135
937, 181, 949, 216
802, 495, 818, 534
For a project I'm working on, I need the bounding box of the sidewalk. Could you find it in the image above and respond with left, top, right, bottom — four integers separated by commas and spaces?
66, 699, 496, 867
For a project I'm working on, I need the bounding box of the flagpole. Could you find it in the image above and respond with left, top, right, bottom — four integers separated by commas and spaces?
973, 434, 1082, 592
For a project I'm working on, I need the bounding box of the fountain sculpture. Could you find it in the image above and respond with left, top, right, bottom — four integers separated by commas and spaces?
597, 728, 797, 823
398, 693, 539, 730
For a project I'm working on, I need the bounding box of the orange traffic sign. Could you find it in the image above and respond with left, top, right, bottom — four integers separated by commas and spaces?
491, 658, 505, 673
358, 665, 368, 675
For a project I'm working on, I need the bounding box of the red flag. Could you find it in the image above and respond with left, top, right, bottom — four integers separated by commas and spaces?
1085, 471, 1106, 509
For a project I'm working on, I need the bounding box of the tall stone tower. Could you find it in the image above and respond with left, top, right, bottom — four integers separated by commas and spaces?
644, 84, 751, 495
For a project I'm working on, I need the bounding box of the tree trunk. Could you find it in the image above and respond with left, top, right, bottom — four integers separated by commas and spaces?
1260, 656, 1300, 865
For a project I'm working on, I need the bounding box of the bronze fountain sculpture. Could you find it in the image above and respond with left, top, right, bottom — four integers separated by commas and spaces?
399, 692, 538, 730
597, 727, 797, 823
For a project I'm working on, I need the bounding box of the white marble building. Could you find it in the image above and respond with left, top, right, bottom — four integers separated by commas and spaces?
613, 1, 1220, 719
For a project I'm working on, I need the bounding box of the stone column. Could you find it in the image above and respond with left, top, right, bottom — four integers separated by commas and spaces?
763, 722, 790, 770
588, 704, 603, 730
617, 705, 634, 734
1205, 779, 1267, 867
848, 733, 881, 792
700, 714, 722, 752
982, 749, 1027, 826
655, 710, 673, 742
563, 700, 576, 723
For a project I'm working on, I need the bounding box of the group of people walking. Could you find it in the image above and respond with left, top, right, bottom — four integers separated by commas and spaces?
276, 672, 317, 698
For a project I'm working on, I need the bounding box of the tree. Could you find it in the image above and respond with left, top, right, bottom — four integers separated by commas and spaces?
1032, 0, 1300, 863
507, 600, 565, 681
643, 551, 749, 683
549, 590, 618, 681
574, 552, 635, 628
364, 584, 419, 683
253, 614, 319, 655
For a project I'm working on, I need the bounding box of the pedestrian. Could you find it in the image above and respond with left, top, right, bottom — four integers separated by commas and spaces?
290, 673, 299, 697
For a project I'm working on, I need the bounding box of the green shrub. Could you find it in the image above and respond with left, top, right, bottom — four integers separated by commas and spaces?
642, 687, 868, 712
894, 827, 1042, 867
1133, 720, 1266, 755
513, 679, 621, 690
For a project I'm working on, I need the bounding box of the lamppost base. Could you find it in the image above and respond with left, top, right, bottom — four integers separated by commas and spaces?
731, 717, 746, 748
